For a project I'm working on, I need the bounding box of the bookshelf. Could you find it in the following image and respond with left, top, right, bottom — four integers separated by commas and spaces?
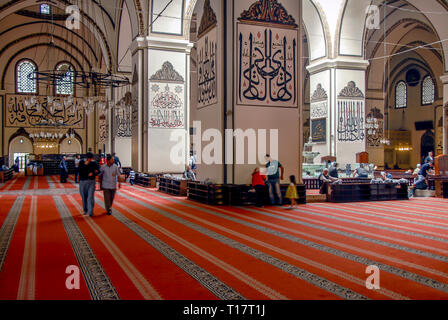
0, 168, 14, 183
328, 183, 408, 203
158, 177, 188, 196
187, 182, 224, 205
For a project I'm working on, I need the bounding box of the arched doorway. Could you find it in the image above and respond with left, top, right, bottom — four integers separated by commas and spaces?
9, 135, 33, 170
421, 130, 435, 163
60, 137, 82, 155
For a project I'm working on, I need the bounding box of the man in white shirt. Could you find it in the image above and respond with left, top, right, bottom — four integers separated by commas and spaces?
99, 154, 121, 215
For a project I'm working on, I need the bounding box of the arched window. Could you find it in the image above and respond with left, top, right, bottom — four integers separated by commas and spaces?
16, 60, 37, 94
422, 75, 435, 105
40, 4, 50, 15
55, 63, 74, 95
395, 81, 407, 109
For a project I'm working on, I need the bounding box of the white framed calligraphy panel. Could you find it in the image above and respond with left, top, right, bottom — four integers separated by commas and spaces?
237, 23, 298, 108
197, 27, 218, 108
149, 82, 185, 129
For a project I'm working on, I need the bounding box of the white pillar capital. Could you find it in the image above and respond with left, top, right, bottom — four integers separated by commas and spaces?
307, 57, 370, 75
440, 74, 448, 85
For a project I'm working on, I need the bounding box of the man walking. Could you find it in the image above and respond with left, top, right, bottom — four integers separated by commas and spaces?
74, 154, 81, 183
112, 153, 122, 167
99, 154, 122, 215
265, 154, 284, 206
78, 153, 99, 216
59, 155, 68, 183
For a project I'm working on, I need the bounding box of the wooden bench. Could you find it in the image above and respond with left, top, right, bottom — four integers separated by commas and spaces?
0, 168, 14, 183
327, 183, 408, 203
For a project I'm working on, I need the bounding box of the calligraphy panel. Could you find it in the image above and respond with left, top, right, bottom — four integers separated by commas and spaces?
6, 94, 84, 129
115, 106, 132, 138
337, 100, 365, 142
310, 101, 328, 119
98, 110, 108, 143
366, 108, 384, 148
311, 118, 326, 143
149, 82, 185, 129
197, 27, 218, 108
237, 23, 297, 107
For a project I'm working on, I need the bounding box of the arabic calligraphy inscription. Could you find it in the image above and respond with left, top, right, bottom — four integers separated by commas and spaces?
237, 24, 297, 107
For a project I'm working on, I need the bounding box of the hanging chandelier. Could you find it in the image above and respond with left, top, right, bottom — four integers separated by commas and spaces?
29, 70, 130, 89
22, 2, 130, 125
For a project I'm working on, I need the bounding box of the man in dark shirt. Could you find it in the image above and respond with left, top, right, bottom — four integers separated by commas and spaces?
353, 164, 369, 178
78, 153, 99, 216
329, 163, 339, 178
318, 169, 338, 194
410, 162, 434, 197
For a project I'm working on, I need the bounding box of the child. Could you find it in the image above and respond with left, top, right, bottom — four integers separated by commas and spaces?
285, 175, 298, 209
252, 167, 266, 207
129, 169, 135, 185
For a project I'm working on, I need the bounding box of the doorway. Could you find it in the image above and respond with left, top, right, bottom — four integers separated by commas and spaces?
421, 130, 435, 163
13, 153, 29, 171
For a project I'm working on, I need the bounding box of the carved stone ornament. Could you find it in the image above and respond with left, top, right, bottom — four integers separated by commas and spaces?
150, 61, 184, 83
198, 0, 217, 38
238, 0, 297, 28
310, 84, 328, 103
338, 81, 364, 99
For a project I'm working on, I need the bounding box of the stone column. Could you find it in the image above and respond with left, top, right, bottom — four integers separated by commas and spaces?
307, 58, 369, 167
440, 74, 448, 154
130, 37, 146, 172
143, 36, 192, 174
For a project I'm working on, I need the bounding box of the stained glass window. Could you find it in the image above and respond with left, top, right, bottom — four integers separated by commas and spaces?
55, 63, 74, 95
40, 4, 50, 14
422, 76, 435, 105
395, 81, 407, 109
17, 60, 37, 93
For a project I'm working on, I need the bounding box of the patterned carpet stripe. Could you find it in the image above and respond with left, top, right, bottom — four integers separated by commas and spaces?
290, 204, 448, 242
0, 197, 31, 299
248, 203, 448, 258
0, 174, 19, 191
310, 203, 448, 232
127, 187, 448, 299
112, 192, 290, 300
93, 197, 246, 300
122, 189, 412, 300
32, 196, 91, 300
323, 202, 448, 228
254, 205, 448, 263
21, 177, 31, 191
117, 190, 371, 300
17, 196, 37, 300
2, 174, 24, 191
359, 202, 448, 219
65, 195, 162, 300
0, 197, 25, 272
53, 196, 120, 300
247, 207, 448, 281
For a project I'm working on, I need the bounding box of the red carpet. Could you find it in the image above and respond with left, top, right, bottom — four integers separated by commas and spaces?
1, 175, 448, 300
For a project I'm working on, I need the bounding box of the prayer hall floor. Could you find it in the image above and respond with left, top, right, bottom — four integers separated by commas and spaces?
0, 174, 447, 300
